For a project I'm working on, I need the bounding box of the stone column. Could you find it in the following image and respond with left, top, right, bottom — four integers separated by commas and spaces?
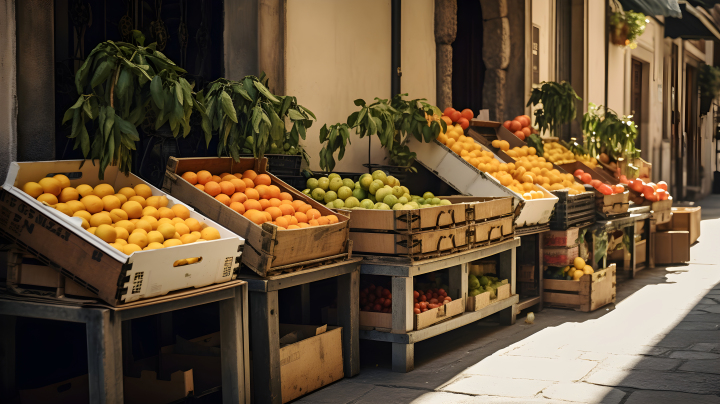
0, 0, 17, 181
224, 0, 259, 81
258, 0, 286, 95
480, 0, 510, 121
435, 0, 457, 111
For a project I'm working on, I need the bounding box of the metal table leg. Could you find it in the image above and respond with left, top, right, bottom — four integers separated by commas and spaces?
337, 270, 360, 377
250, 290, 282, 404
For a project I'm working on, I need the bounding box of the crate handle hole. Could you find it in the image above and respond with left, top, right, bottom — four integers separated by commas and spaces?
173, 257, 203, 267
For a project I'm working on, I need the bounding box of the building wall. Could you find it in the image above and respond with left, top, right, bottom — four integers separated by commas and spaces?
0, 0, 17, 182
286, 0, 436, 172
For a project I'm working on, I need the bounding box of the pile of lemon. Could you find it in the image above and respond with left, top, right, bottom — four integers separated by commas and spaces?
565, 257, 594, 281
544, 142, 598, 168
21, 175, 221, 257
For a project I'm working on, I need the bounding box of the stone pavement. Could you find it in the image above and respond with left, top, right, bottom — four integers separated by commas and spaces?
299, 196, 720, 404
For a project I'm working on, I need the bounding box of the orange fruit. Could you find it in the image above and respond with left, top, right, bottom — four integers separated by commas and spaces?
171, 204, 190, 219
287, 225, 300, 229
158, 207, 175, 219
39, 178, 62, 196
230, 193, 247, 204
326, 215, 339, 224
53, 174, 71, 189
115, 226, 130, 241
222, 175, 237, 182
141, 216, 159, 230
306, 209, 321, 220
257, 199, 270, 210
122, 201, 144, 219
118, 187, 136, 199
294, 211, 308, 223
230, 178, 246, 193
184, 218, 202, 232
298, 223, 310, 228
73, 210, 92, 222
265, 206, 282, 220
147, 230, 164, 244
219, 172, 231, 179
171, 217, 185, 226
278, 204, 295, 216
281, 200, 293, 206
53, 203, 73, 216
197, 170, 212, 185
291, 200, 306, 211
101, 195, 121, 211
255, 174, 272, 186
242, 178, 255, 189
317, 217, 330, 226
22, 182, 44, 198
244, 209, 266, 225
245, 188, 260, 200
76, 184, 95, 198
297, 204, 312, 214
94, 184, 115, 198
157, 196, 169, 207
115, 220, 135, 233
219, 181, 235, 196
123, 244, 142, 255
244, 199, 262, 212
195, 184, 205, 191
145, 195, 161, 208
81, 195, 103, 213
37, 193, 58, 205
128, 196, 146, 208
308, 219, 319, 226
66, 200, 85, 213
134, 184, 152, 199
163, 239, 183, 248
182, 172, 198, 185
211, 175, 222, 183
279, 192, 293, 201
266, 185, 281, 199
275, 217, 289, 228
95, 224, 117, 243
58, 187, 79, 203
288, 216, 299, 225
242, 170, 258, 180
128, 232, 149, 248
175, 222, 190, 236
216, 194, 231, 206
229, 202, 245, 214
180, 233, 197, 244
268, 198, 282, 207
200, 227, 221, 240
204, 181, 221, 196
255, 185, 269, 198
109, 208, 128, 223
114, 193, 127, 204
142, 206, 160, 219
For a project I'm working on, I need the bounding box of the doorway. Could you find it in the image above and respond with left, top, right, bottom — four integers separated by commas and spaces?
685, 63, 701, 190
451, 0, 485, 113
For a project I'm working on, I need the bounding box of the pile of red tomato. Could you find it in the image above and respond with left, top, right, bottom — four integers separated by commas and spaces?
360, 284, 392, 313
628, 178, 669, 202
574, 169, 626, 195
502, 115, 535, 141
413, 288, 453, 314
442, 107, 474, 130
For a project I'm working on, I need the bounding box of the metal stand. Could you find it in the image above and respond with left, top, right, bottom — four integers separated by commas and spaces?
589, 211, 651, 278
0, 281, 250, 404
239, 258, 362, 404
359, 238, 520, 372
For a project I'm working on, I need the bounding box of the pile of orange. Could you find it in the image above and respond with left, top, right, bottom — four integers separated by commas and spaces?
21, 175, 222, 256
181, 170, 339, 229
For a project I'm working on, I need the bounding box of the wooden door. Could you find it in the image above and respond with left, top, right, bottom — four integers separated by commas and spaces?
631, 59, 643, 150
685, 64, 699, 188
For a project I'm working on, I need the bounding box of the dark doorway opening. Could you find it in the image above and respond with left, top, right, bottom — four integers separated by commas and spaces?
451, 0, 484, 113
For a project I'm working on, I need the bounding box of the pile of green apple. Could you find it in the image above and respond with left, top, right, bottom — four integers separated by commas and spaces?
303, 170, 452, 210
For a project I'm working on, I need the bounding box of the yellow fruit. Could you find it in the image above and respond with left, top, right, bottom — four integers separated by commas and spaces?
134, 220, 152, 233
131, 228, 148, 235
37, 193, 58, 205
115, 238, 128, 246
184, 218, 202, 232
73, 209, 92, 222
58, 187, 79, 203
171, 217, 185, 226
94, 184, 115, 198
157, 223, 176, 239
171, 204, 190, 220
87, 227, 97, 234
582, 265, 594, 275
200, 227, 221, 241
78, 217, 90, 229
157, 196, 169, 207
53, 174, 71, 189
180, 233, 197, 244
134, 184, 153, 199
129, 196, 146, 208
173, 259, 188, 267
115, 226, 129, 240
141, 216, 159, 230
128, 232, 149, 248
163, 239, 183, 247
142, 206, 160, 219
572, 269, 584, 281
90, 212, 112, 227
115, 220, 135, 233
109, 243, 124, 252
144, 242, 164, 250
158, 207, 175, 219
76, 184, 94, 197
54, 203, 73, 216
114, 193, 128, 204
191, 231, 202, 240
122, 201, 143, 219
109, 209, 128, 223
147, 231, 164, 244
22, 182, 44, 198
573, 257, 586, 270
39, 178, 62, 196
81, 195, 104, 213
99, 195, 119, 211
118, 187, 136, 199
123, 244, 142, 255
95, 224, 117, 243
186, 257, 200, 264
145, 195, 161, 208
173, 222, 189, 236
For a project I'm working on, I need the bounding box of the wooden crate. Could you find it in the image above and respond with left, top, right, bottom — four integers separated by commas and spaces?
164, 157, 351, 277
414, 298, 465, 330
346, 203, 469, 233
438, 196, 515, 223
350, 224, 470, 259
469, 216, 514, 246
596, 191, 630, 215
543, 264, 616, 312
466, 283, 511, 311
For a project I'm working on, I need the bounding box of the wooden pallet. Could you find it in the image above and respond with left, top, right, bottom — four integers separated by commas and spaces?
543, 264, 616, 312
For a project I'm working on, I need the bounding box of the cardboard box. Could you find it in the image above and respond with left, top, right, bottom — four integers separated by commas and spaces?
323, 307, 393, 331
659, 207, 701, 244
543, 245, 579, 267
543, 228, 580, 247
414, 297, 465, 330
278, 324, 344, 403
1, 160, 244, 305
655, 231, 691, 264
518, 265, 535, 282
466, 283, 511, 311
164, 157, 350, 277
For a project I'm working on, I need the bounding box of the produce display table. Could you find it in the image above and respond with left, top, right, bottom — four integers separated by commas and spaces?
0, 280, 250, 404
359, 237, 520, 372
238, 257, 362, 404
589, 211, 652, 278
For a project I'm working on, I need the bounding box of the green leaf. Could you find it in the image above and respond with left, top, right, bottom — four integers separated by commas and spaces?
82, 99, 93, 119
115, 115, 140, 141
175, 82, 184, 105
115, 68, 132, 102
69, 108, 82, 138
220, 91, 238, 123
354, 99, 366, 107
254, 80, 279, 103
287, 109, 305, 121
90, 60, 113, 88
320, 125, 328, 143
70, 95, 85, 110
62, 107, 76, 125
104, 107, 115, 141
150, 76, 165, 109
80, 125, 90, 157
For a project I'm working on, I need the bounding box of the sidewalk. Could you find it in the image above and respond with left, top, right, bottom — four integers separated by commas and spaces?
300, 196, 720, 403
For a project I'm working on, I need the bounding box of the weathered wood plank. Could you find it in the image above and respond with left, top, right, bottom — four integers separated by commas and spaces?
337, 270, 360, 377
249, 291, 282, 404
391, 276, 413, 334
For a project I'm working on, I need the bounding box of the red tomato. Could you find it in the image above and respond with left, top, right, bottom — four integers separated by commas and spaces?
375, 286, 383, 294
413, 308, 421, 314
612, 185, 625, 194
444, 296, 452, 301
450, 110, 462, 122
590, 179, 602, 188
382, 289, 391, 297
420, 294, 427, 302
618, 175, 628, 184
367, 295, 375, 303
457, 117, 470, 130
429, 298, 439, 304
598, 184, 613, 195
503, 120, 512, 129
413, 290, 419, 298
574, 169, 585, 177
509, 120, 523, 132
438, 288, 446, 295
373, 304, 382, 311
580, 173, 592, 184
369, 284, 376, 290
630, 180, 645, 193
461, 109, 474, 120
645, 192, 659, 202
642, 185, 654, 196
515, 115, 530, 127
376, 297, 385, 305
443, 107, 456, 117
514, 131, 526, 141
647, 182, 658, 191
657, 181, 668, 191
383, 299, 392, 307
658, 189, 669, 200
521, 127, 532, 137
421, 308, 428, 313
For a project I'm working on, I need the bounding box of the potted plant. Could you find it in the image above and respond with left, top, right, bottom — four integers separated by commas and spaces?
609, 10, 646, 49
699, 63, 720, 116
526, 81, 581, 140
199, 74, 315, 166
581, 102, 639, 177
63, 32, 208, 179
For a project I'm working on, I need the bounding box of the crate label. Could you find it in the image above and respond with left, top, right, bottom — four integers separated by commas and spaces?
223, 256, 233, 277
2, 196, 71, 241
280, 351, 301, 366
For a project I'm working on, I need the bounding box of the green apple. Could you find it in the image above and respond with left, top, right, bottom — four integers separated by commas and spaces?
352, 188, 367, 200
311, 188, 325, 202
329, 178, 343, 192
324, 190, 338, 203
306, 178, 318, 190
337, 186, 353, 200
344, 197, 360, 208
372, 170, 388, 185
317, 177, 330, 191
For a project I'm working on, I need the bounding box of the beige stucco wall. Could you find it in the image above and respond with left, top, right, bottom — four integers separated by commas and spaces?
286, 0, 436, 172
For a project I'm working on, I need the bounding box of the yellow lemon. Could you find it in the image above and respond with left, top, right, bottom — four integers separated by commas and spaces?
22, 182, 44, 198
572, 269, 584, 281
157, 223, 176, 239
95, 224, 117, 243
38, 177, 62, 196
76, 184, 94, 197
583, 265, 594, 275
147, 231, 164, 244
128, 232, 148, 248
94, 184, 115, 198
58, 187, 79, 203
573, 257, 586, 270
200, 227, 221, 241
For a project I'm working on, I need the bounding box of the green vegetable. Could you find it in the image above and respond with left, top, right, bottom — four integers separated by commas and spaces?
469, 275, 480, 290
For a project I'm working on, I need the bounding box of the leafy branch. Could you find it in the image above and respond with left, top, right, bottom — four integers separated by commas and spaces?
526, 81, 581, 137
581, 103, 639, 161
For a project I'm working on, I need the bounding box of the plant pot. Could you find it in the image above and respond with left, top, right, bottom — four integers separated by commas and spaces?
610, 21, 629, 46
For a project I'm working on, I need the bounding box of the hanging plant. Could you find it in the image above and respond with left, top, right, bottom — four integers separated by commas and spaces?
199, 74, 315, 164
526, 81, 581, 137
699, 63, 720, 115
63, 32, 209, 179
609, 10, 646, 49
